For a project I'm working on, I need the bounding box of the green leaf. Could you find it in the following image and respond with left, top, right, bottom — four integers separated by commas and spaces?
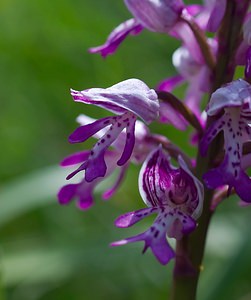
0, 166, 67, 226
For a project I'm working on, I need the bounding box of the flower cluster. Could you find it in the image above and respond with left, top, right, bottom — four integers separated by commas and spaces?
58, 0, 251, 265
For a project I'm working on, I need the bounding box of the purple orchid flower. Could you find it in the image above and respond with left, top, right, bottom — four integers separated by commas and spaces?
200, 0, 226, 32
111, 146, 204, 265
89, 19, 143, 58
158, 39, 217, 123
200, 79, 251, 203
124, 0, 184, 33
89, 0, 186, 57
58, 113, 167, 209
67, 79, 159, 183
58, 150, 125, 210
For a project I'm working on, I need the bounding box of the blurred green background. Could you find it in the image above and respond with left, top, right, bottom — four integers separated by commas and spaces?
0, 0, 251, 299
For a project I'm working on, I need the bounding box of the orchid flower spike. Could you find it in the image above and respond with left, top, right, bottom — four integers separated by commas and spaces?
67, 79, 159, 183
112, 146, 204, 265
200, 79, 251, 203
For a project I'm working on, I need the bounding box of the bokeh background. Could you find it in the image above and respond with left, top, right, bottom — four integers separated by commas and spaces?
1, 0, 251, 299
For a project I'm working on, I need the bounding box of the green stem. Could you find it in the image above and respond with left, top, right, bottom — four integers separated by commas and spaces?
170, 1, 250, 299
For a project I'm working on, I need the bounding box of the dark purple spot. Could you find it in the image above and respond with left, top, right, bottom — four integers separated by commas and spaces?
154, 230, 159, 238
150, 227, 154, 232
117, 123, 121, 127
101, 139, 105, 143
228, 146, 232, 152
234, 170, 238, 178
103, 120, 110, 125
136, 214, 142, 218
107, 134, 111, 138
127, 133, 131, 139
232, 162, 240, 167
90, 151, 94, 156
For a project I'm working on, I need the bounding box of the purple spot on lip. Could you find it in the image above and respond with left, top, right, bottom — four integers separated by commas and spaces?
154, 230, 159, 238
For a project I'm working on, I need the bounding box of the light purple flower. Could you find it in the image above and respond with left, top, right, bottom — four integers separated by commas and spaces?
89, 0, 186, 57
200, 79, 251, 203
89, 19, 143, 58
203, 0, 226, 32
158, 101, 188, 131
68, 79, 159, 182
57, 150, 125, 210
58, 114, 166, 209
111, 146, 204, 265
124, 0, 184, 33
158, 39, 216, 122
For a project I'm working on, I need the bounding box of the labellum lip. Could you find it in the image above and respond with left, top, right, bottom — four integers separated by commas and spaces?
139, 146, 203, 219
